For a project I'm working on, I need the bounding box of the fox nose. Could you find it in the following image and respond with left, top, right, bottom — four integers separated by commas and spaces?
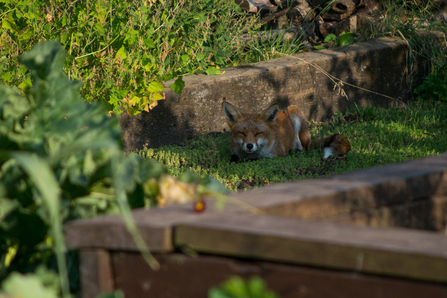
246, 143, 254, 150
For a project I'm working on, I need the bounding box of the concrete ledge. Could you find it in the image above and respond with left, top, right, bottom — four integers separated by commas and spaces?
120, 37, 429, 151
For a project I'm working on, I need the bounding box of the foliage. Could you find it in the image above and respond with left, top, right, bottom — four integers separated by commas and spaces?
0, 268, 124, 298
139, 101, 447, 191
209, 276, 280, 298
414, 65, 447, 102
0, 0, 258, 115
1, 268, 59, 298
357, 0, 447, 69
0, 41, 227, 296
314, 31, 356, 50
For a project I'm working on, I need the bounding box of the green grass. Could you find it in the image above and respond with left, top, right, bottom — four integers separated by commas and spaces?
138, 100, 447, 191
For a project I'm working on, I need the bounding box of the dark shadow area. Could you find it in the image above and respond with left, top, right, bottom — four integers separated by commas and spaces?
111, 251, 447, 298
119, 99, 196, 152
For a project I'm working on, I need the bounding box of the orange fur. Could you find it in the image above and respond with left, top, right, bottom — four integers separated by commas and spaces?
222, 101, 351, 161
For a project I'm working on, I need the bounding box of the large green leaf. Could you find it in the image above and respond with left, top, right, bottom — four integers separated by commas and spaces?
2, 272, 58, 298
111, 155, 160, 270
9, 152, 70, 298
168, 76, 185, 95
339, 32, 356, 46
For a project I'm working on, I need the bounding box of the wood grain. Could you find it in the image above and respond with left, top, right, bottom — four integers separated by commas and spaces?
112, 252, 447, 298
175, 214, 447, 283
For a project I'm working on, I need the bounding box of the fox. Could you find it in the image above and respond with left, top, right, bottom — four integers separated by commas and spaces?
222, 101, 351, 162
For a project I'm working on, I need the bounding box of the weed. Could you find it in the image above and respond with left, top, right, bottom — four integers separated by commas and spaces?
414, 65, 447, 102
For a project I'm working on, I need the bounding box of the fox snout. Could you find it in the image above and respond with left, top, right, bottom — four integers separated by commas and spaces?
240, 141, 257, 153
235, 138, 257, 153
235, 137, 267, 154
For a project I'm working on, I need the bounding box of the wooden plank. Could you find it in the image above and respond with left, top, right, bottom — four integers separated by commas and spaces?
80, 249, 114, 298
65, 206, 214, 251
112, 252, 447, 298
175, 214, 447, 283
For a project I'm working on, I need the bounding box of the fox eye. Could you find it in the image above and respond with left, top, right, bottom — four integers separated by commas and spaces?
237, 131, 246, 136
255, 132, 263, 136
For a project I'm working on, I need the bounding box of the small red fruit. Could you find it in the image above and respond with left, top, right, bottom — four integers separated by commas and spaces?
194, 200, 206, 213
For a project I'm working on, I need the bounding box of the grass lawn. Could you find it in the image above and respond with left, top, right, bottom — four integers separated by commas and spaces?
139, 100, 447, 191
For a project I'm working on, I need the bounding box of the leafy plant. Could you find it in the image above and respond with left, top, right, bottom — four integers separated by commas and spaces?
314, 31, 356, 50
356, 0, 447, 69
0, 267, 124, 298
209, 276, 280, 298
414, 65, 447, 102
0, 0, 258, 115
0, 41, 227, 296
1, 268, 59, 298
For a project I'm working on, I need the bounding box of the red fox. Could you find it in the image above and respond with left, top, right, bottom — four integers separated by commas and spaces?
222, 101, 351, 162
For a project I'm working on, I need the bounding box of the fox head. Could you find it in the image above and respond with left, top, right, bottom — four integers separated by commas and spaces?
222, 101, 279, 156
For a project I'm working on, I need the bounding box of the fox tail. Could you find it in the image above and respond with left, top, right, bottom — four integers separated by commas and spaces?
310, 134, 351, 159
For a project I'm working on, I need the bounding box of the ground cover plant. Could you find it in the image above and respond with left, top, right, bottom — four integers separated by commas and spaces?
139, 100, 447, 191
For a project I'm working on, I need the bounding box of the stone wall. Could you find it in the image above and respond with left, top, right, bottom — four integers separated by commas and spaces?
120, 37, 429, 151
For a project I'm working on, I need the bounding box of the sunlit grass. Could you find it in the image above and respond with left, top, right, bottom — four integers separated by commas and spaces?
138, 100, 447, 191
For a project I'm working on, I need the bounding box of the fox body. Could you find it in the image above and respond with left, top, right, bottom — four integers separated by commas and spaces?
222, 101, 351, 162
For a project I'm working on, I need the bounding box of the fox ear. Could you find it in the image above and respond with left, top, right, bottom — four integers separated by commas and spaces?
260, 104, 279, 125
222, 101, 243, 126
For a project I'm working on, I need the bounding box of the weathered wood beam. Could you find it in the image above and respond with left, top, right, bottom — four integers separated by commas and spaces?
175, 213, 447, 283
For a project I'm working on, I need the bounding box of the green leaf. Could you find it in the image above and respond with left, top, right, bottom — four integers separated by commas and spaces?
0, 197, 18, 222
115, 46, 127, 61
83, 149, 96, 176
222, 276, 248, 297
339, 32, 356, 46
208, 288, 229, 298
19, 65, 27, 75
111, 155, 160, 270
95, 291, 125, 298
247, 276, 266, 297
10, 151, 60, 230
144, 37, 155, 48
148, 81, 165, 92
313, 45, 326, 50
95, 23, 105, 36
1, 71, 11, 83
19, 27, 34, 40
2, 18, 19, 34
181, 54, 189, 65
6, 150, 69, 297
152, 92, 164, 101
194, 12, 207, 22
206, 66, 221, 75
2, 272, 58, 298
168, 76, 185, 95
324, 33, 337, 43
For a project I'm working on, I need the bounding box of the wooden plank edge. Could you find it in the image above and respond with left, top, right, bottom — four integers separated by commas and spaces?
174, 214, 447, 283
